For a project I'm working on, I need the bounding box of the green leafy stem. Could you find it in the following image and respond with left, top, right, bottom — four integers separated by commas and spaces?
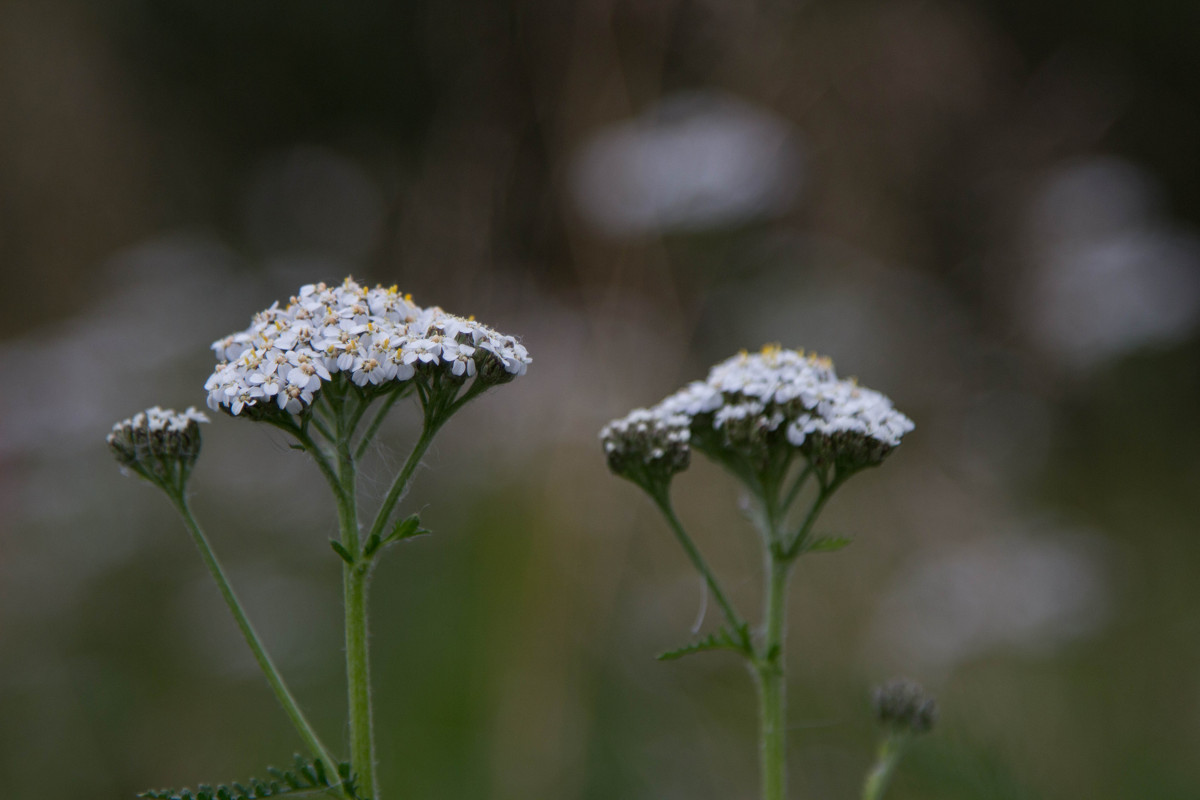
162, 373, 489, 800
639, 453, 864, 800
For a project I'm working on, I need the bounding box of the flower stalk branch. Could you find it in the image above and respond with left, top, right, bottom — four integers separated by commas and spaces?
172, 493, 344, 786
600, 345, 915, 800
109, 278, 531, 800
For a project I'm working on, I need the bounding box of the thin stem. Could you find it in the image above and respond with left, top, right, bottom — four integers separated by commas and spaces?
333, 414, 378, 800
781, 462, 814, 515
344, 392, 372, 443
651, 490, 748, 642
365, 417, 440, 545
171, 494, 343, 786
354, 390, 403, 460
344, 565, 376, 799
783, 476, 845, 560
310, 410, 337, 444
444, 376, 490, 416
271, 418, 345, 504
861, 735, 904, 800
756, 552, 791, 800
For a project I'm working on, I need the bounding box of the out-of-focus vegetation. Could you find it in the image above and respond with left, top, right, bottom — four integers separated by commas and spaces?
2, 1, 1199, 798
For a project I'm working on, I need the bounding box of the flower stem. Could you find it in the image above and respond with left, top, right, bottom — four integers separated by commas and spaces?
783, 476, 844, 559
334, 423, 378, 800
354, 391, 403, 460
756, 553, 791, 800
365, 418, 439, 546
651, 490, 748, 643
861, 735, 904, 800
344, 564, 375, 799
171, 494, 342, 788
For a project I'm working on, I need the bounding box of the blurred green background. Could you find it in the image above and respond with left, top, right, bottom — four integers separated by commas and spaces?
3, 0, 1200, 798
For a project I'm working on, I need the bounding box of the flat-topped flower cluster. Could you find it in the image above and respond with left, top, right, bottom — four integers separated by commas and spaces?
601, 345, 914, 483
205, 278, 531, 416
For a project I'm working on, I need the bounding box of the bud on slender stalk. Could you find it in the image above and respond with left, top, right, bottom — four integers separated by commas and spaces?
872, 678, 938, 735
107, 406, 209, 493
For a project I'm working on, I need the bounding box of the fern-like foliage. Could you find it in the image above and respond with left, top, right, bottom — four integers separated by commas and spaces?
657, 626, 751, 661
139, 754, 368, 800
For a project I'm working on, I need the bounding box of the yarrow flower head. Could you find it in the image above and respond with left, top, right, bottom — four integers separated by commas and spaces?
599, 407, 691, 492
872, 678, 937, 735
601, 345, 914, 483
107, 406, 209, 492
204, 277, 531, 419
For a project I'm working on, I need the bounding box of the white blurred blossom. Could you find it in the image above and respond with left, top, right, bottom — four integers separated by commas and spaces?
1024, 157, 1200, 368
866, 527, 1112, 677
570, 91, 803, 236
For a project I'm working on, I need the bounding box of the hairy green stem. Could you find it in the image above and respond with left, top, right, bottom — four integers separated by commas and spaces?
861, 735, 904, 800
334, 417, 378, 800
171, 494, 342, 787
274, 419, 345, 504
757, 552, 792, 800
651, 491, 748, 643
365, 418, 439, 545
354, 391, 402, 460
343, 565, 375, 799
781, 463, 813, 515
783, 476, 843, 559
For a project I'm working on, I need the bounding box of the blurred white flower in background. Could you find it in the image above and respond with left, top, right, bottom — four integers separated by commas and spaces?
0, 235, 249, 460
569, 91, 804, 237
866, 524, 1113, 678
1023, 156, 1200, 369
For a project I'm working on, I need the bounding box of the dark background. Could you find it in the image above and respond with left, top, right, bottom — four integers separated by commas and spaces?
2, 1, 1200, 798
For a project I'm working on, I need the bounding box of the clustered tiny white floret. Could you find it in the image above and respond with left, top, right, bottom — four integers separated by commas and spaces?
107, 406, 210, 469
204, 278, 531, 416
109, 406, 211, 436
599, 407, 692, 477
602, 345, 914, 477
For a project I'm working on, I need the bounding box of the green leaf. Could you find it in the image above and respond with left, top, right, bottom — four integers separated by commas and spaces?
805, 534, 852, 553
329, 540, 356, 565
384, 514, 424, 543
657, 627, 749, 661
140, 755, 369, 800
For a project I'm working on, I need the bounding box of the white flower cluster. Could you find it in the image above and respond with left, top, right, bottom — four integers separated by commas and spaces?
599, 407, 692, 481
204, 278, 531, 416
107, 406, 209, 471
603, 345, 913, 478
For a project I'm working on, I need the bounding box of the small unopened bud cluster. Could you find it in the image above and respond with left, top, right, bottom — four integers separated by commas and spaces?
872, 678, 937, 735
599, 408, 691, 488
205, 278, 531, 418
107, 407, 209, 488
602, 345, 914, 480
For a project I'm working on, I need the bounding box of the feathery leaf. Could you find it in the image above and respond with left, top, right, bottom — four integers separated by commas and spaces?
139, 755, 367, 800
657, 627, 750, 661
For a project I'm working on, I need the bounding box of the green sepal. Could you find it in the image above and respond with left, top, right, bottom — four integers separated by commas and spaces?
139, 754, 368, 800
329, 540, 356, 565
804, 534, 852, 553
657, 626, 751, 661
